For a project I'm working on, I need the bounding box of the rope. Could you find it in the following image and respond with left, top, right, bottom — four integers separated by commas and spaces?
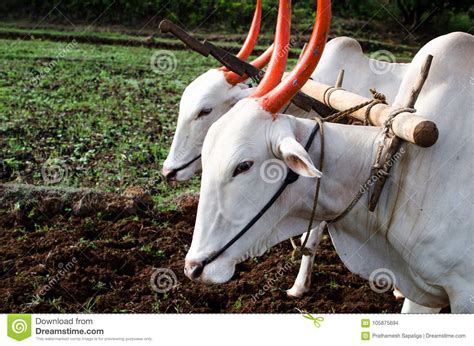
375, 107, 416, 166
290, 102, 415, 259
383, 107, 416, 135
291, 116, 325, 260
290, 90, 412, 260
324, 99, 373, 123
364, 89, 386, 125
290, 92, 381, 257
324, 88, 387, 124
328, 187, 365, 224
322, 86, 343, 110
366, 106, 416, 198
327, 106, 416, 224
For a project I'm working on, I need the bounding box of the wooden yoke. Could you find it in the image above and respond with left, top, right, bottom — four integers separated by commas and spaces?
292, 74, 439, 147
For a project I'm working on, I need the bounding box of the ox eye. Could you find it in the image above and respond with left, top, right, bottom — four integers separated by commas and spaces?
197, 107, 213, 118
232, 161, 254, 177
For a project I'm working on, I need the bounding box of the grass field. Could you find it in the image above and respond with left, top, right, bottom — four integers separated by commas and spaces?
0, 33, 315, 207
0, 37, 219, 210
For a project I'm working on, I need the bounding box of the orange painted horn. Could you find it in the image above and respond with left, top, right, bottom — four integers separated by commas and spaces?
221, 0, 262, 84
251, 0, 291, 98
223, 44, 274, 85
259, 0, 331, 114
250, 44, 274, 68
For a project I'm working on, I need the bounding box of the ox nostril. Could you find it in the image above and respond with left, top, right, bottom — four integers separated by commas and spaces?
161, 167, 177, 180
185, 261, 204, 280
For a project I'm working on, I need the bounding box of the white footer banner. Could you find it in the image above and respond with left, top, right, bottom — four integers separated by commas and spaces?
1, 314, 472, 345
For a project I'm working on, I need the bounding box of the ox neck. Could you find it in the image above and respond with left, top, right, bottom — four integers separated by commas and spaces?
292, 117, 382, 222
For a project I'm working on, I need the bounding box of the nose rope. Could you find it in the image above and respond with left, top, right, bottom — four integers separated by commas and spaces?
201, 122, 321, 269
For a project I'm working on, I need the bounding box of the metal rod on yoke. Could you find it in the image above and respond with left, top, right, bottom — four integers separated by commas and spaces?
159, 20, 250, 77
335, 69, 345, 88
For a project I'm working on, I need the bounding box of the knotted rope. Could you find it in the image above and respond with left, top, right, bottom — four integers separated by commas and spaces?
323, 88, 387, 123
363, 89, 387, 125
370, 107, 416, 186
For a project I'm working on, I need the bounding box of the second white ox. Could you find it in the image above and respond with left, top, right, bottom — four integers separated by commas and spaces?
185, 0, 473, 313
162, 0, 270, 180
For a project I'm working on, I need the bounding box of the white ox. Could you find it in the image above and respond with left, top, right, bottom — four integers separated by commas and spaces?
162, 0, 269, 180
162, 36, 409, 181
186, 24, 474, 314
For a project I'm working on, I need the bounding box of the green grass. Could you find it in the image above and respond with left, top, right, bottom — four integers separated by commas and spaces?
0, 24, 274, 54
0, 25, 222, 48
0, 37, 216, 205
0, 25, 137, 40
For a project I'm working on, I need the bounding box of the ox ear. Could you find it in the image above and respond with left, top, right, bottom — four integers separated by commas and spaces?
278, 137, 322, 178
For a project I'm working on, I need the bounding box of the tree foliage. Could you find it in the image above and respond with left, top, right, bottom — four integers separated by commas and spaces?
394, 0, 471, 28
0, 0, 471, 31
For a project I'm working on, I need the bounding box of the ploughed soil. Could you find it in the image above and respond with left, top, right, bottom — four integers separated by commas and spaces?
0, 192, 403, 313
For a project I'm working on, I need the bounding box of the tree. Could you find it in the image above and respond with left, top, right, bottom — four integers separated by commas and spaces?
395, 0, 471, 29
